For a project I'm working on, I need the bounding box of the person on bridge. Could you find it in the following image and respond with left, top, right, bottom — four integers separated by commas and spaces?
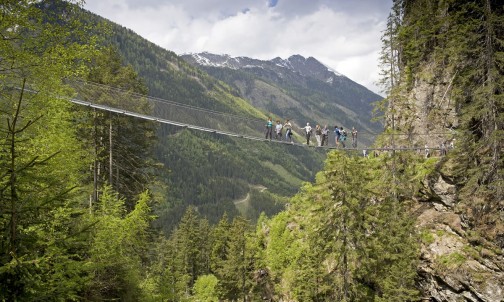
265, 117, 273, 140
351, 127, 358, 148
321, 125, 329, 146
334, 126, 341, 147
301, 122, 312, 145
284, 119, 293, 142
275, 120, 283, 140
340, 127, 347, 148
315, 125, 322, 146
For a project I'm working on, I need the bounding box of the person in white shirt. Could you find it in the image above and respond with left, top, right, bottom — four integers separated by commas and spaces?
275, 120, 283, 140
301, 122, 312, 145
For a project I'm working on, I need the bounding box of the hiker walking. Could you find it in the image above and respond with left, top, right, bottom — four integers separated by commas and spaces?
334, 126, 341, 148
321, 125, 329, 146
301, 122, 312, 145
284, 119, 293, 142
265, 117, 273, 140
275, 120, 283, 141
340, 127, 347, 148
351, 127, 358, 148
315, 125, 322, 146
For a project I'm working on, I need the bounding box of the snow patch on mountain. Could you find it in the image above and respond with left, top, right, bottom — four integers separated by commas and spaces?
185, 52, 347, 82
327, 67, 342, 77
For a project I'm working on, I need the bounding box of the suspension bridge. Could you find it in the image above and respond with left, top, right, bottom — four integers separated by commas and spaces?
47, 81, 456, 152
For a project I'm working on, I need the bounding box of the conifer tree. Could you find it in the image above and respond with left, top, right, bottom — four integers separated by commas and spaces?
81, 47, 157, 207
218, 216, 251, 301
0, 1, 98, 299
268, 152, 420, 301
165, 206, 210, 299
82, 186, 154, 301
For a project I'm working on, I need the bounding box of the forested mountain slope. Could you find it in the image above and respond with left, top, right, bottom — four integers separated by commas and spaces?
3, 1, 503, 301
83, 11, 327, 229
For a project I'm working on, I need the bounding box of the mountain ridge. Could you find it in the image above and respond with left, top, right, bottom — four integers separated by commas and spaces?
186, 52, 345, 79
182, 52, 383, 145
81, 10, 328, 229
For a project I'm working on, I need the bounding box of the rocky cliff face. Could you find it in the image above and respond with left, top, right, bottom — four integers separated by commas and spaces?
415, 165, 504, 301
390, 62, 459, 150
402, 97, 504, 301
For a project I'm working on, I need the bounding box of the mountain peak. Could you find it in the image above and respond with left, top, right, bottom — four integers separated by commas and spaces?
183, 52, 344, 82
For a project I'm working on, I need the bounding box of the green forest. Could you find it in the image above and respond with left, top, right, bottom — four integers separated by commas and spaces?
1, 0, 502, 301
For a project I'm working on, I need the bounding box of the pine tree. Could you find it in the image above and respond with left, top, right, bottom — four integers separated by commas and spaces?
164, 206, 210, 299
79, 47, 158, 207
0, 1, 99, 299
265, 152, 420, 301
82, 186, 154, 301
228, 216, 253, 301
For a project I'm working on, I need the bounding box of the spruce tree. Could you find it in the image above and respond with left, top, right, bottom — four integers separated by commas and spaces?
0, 1, 98, 299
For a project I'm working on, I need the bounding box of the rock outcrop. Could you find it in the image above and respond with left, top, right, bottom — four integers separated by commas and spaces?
413, 156, 504, 301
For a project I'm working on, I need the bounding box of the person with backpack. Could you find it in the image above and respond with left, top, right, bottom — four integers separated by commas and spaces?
315, 124, 322, 146
321, 125, 329, 146
284, 119, 293, 143
339, 126, 347, 148
301, 122, 312, 145
334, 126, 341, 148
275, 120, 283, 141
265, 117, 273, 140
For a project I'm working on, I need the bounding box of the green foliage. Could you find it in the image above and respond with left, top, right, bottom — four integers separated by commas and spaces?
0, 1, 99, 300
421, 231, 436, 245
262, 152, 421, 301
192, 274, 219, 302
436, 252, 467, 269
246, 189, 287, 223
77, 46, 158, 206
82, 186, 154, 301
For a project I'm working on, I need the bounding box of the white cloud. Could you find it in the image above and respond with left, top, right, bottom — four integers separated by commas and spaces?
84, 0, 391, 94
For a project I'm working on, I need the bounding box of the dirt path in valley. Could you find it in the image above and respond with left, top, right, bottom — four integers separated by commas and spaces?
233, 185, 267, 205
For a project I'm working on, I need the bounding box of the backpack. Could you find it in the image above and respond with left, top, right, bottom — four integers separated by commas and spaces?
340, 130, 347, 141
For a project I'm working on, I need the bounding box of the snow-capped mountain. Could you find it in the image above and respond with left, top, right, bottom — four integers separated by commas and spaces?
184, 52, 345, 84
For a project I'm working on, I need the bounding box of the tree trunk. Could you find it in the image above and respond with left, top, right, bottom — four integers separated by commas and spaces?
93, 108, 98, 204
8, 78, 26, 254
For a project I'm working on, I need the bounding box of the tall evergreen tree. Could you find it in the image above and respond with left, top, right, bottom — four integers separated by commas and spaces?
265, 152, 420, 301
80, 47, 158, 207
0, 1, 99, 299
163, 206, 210, 300
82, 186, 154, 301
218, 216, 251, 301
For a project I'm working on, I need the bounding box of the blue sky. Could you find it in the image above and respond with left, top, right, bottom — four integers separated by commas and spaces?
84, 0, 393, 94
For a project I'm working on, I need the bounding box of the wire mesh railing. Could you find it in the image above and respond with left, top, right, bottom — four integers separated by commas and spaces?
67, 81, 457, 152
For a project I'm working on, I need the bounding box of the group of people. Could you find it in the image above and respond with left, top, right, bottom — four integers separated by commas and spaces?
265, 118, 294, 142
265, 117, 358, 148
